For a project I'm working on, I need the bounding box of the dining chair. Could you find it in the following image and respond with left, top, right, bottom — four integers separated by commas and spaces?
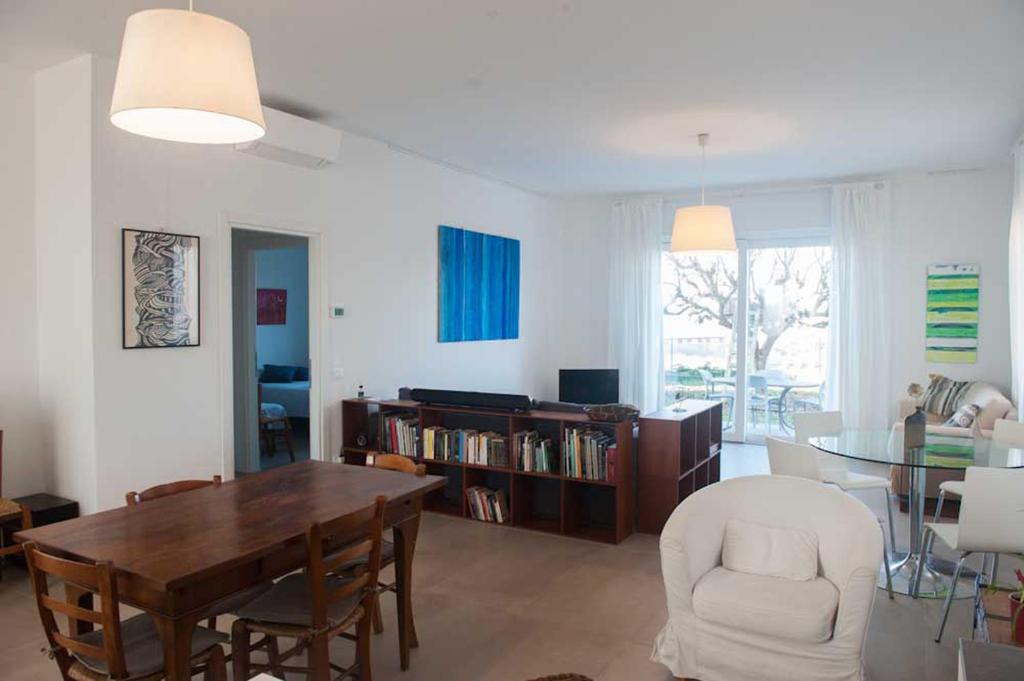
259, 383, 296, 462
933, 418, 1024, 523
23, 541, 228, 681
351, 453, 426, 671
766, 436, 894, 599
698, 369, 735, 425
0, 429, 34, 582
125, 475, 271, 632
231, 495, 388, 681
792, 412, 897, 558
911, 467, 1024, 642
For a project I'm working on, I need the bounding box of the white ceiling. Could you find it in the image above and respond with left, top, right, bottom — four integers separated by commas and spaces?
3, 0, 1023, 195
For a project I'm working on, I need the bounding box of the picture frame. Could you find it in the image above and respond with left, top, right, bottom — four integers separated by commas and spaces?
122, 228, 201, 349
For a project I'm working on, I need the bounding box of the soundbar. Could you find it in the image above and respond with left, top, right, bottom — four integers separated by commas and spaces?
409, 388, 532, 413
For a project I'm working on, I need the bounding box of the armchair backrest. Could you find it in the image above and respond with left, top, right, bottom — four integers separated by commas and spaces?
661, 475, 882, 600
766, 437, 824, 481
992, 419, 1024, 446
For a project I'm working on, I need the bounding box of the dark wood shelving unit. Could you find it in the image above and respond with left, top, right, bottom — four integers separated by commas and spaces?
637, 400, 723, 534
340, 398, 634, 543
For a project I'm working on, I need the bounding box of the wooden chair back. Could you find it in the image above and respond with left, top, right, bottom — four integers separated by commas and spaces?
370, 453, 426, 476
125, 475, 222, 506
23, 542, 128, 679
305, 496, 387, 631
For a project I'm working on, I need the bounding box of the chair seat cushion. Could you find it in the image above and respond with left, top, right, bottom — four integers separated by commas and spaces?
260, 403, 289, 430
330, 539, 395, 573
692, 566, 839, 643
235, 573, 362, 628
200, 582, 274, 620
924, 522, 959, 550
939, 480, 965, 497
74, 613, 225, 679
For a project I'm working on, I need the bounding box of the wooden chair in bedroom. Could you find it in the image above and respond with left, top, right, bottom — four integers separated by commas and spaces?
258, 383, 296, 462
0, 430, 34, 582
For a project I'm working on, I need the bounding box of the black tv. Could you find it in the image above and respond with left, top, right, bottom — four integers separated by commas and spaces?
559, 369, 619, 405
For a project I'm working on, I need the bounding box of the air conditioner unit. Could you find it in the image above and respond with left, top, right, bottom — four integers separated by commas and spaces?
234, 107, 341, 169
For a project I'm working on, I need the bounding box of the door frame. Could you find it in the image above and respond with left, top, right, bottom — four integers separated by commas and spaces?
218, 211, 327, 477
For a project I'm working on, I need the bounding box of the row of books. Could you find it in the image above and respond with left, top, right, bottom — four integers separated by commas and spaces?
465, 486, 509, 523
384, 414, 419, 456
422, 427, 509, 467
513, 430, 555, 473
563, 427, 617, 482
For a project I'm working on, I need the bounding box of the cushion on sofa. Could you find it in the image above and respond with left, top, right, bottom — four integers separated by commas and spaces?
921, 375, 972, 418
721, 519, 818, 581
973, 391, 1014, 430
261, 364, 296, 383
944, 403, 980, 428
692, 566, 840, 643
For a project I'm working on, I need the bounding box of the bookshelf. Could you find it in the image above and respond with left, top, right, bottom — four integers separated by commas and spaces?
340, 398, 634, 544
637, 400, 723, 534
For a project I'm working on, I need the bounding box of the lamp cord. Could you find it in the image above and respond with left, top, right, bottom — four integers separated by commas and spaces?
700, 141, 705, 205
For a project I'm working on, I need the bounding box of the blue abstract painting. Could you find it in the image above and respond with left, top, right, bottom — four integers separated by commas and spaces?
438, 225, 520, 342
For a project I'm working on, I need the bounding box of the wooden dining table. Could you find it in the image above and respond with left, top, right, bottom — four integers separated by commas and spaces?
15, 460, 445, 680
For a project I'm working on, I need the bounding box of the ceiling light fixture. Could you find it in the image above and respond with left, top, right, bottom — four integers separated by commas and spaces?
109, 1, 265, 144
670, 133, 736, 252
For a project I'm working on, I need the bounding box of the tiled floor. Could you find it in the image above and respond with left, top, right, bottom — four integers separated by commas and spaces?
1, 443, 1020, 680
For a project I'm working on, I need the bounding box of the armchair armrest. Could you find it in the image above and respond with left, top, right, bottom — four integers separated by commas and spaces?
897, 399, 918, 419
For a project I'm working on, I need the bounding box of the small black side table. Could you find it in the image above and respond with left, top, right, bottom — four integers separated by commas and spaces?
0, 493, 79, 567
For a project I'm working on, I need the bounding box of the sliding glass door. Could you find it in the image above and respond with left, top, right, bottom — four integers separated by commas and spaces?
663, 239, 831, 442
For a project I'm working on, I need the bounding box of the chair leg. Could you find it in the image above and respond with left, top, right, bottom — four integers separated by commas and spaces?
356, 605, 374, 681
204, 644, 227, 681
912, 526, 933, 598
230, 620, 251, 681
883, 488, 897, 556
206, 615, 217, 631
878, 520, 894, 600
936, 552, 971, 643
310, 632, 331, 681
266, 635, 284, 677
934, 489, 946, 523
284, 429, 296, 463
371, 591, 384, 634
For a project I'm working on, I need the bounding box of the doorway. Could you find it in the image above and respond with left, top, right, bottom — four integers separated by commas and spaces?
230, 227, 317, 474
661, 239, 831, 443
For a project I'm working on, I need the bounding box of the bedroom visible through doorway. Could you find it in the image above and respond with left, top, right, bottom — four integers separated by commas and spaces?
231, 228, 312, 474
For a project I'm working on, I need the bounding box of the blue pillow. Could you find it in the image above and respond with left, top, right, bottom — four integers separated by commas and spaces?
294, 366, 310, 381
261, 364, 296, 383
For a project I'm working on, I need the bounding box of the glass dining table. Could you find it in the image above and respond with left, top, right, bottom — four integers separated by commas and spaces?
810, 428, 1024, 597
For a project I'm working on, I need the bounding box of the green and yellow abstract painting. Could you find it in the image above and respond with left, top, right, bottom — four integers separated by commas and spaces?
926, 264, 978, 363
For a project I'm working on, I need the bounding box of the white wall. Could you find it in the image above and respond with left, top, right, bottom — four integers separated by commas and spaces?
77, 54, 558, 509
0, 61, 44, 498
34, 55, 97, 511
889, 168, 1012, 400
255, 246, 310, 368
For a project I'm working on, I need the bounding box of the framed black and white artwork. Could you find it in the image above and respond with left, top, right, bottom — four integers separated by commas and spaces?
122, 228, 200, 348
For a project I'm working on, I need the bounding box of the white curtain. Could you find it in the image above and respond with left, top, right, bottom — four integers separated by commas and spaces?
825, 182, 893, 428
1010, 141, 1024, 409
608, 200, 664, 413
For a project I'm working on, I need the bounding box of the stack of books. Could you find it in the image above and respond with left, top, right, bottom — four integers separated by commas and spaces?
465, 486, 509, 523
563, 427, 618, 481
421, 427, 508, 467
383, 413, 419, 457
513, 430, 555, 473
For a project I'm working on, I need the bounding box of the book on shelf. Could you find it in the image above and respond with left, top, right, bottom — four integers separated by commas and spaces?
422, 427, 508, 467
383, 413, 419, 457
465, 486, 509, 524
562, 427, 616, 482
513, 430, 555, 473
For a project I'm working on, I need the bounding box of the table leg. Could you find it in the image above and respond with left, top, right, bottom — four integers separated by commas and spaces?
152, 612, 198, 681
392, 513, 421, 671
63, 584, 93, 635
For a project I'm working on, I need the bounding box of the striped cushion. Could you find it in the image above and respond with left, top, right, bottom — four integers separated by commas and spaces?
921, 375, 972, 418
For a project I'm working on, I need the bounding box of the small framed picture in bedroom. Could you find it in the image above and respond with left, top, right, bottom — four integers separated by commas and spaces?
122, 228, 200, 349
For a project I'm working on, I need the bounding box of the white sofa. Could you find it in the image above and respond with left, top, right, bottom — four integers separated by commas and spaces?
651, 475, 882, 681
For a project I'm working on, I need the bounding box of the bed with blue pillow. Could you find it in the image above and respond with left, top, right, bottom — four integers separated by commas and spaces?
259, 364, 310, 418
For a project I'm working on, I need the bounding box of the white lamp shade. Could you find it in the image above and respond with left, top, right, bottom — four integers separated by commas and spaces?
670, 205, 737, 252
110, 9, 265, 144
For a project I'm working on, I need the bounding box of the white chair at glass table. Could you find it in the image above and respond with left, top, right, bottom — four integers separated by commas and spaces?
698, 369, 735, 424
766, 435, 894, 599
933, 419, 1024, 521
912, 466, 1024, 642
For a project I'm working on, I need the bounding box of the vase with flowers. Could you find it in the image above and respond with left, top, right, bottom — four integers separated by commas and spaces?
1011, 569, 1024, 645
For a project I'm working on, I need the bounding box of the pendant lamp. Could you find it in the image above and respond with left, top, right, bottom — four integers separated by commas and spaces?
671, 133, 736, 252
110, 1, 265, 144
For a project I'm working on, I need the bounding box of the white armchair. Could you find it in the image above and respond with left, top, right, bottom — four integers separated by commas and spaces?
651, 475, 882, 681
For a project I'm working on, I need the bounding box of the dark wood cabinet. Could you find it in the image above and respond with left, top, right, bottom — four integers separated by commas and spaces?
637, 400, 723, 534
